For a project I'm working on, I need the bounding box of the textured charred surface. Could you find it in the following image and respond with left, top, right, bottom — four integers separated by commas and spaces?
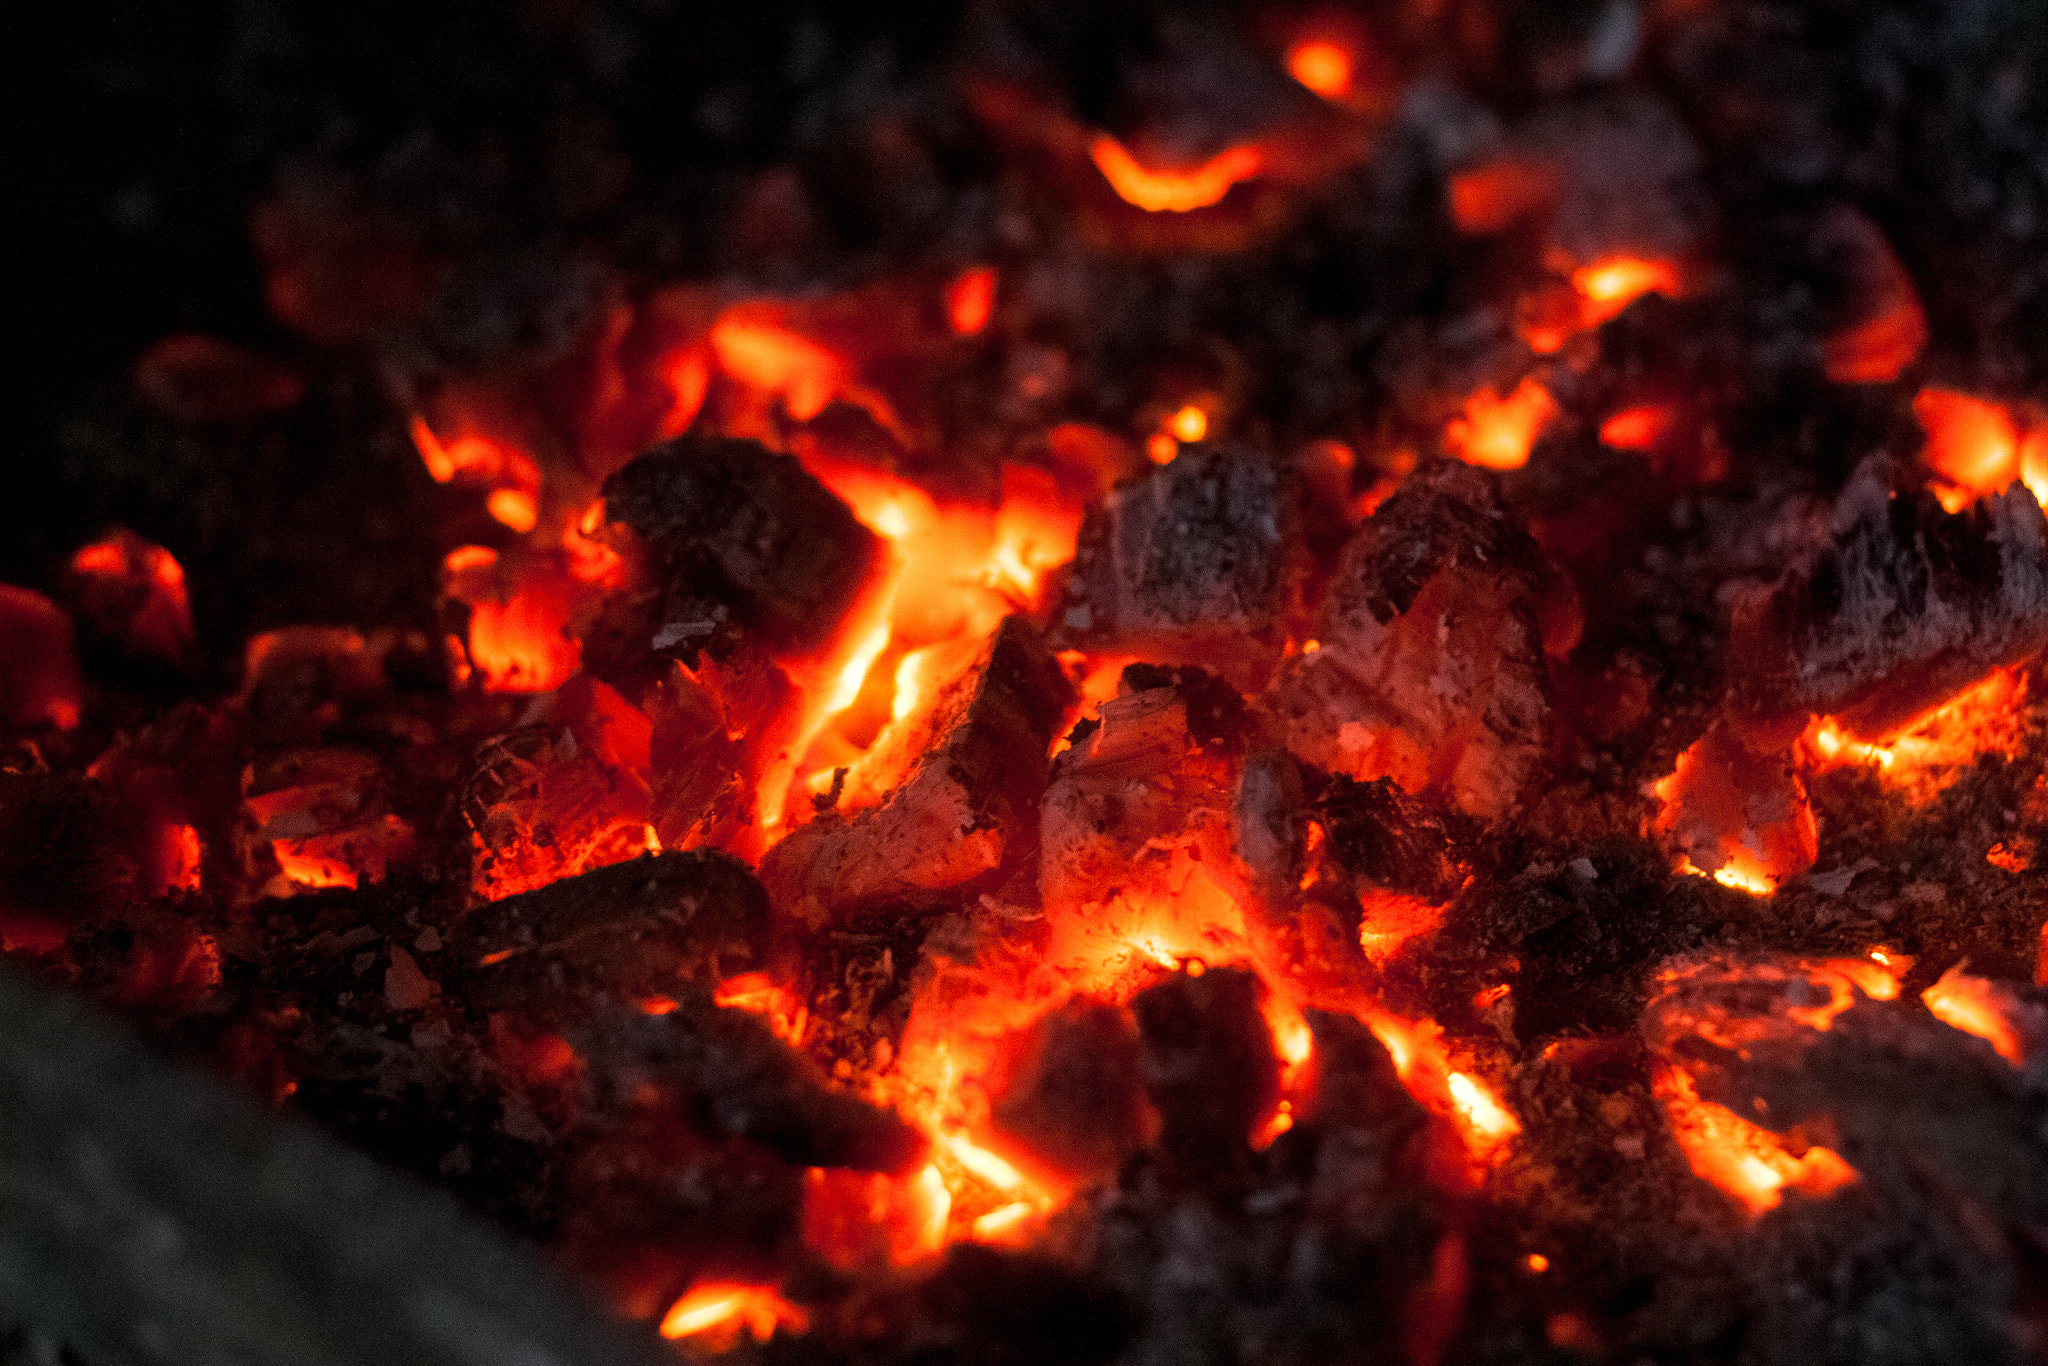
449, 850, 772, 1020
1309, 772, 1478, 905
1130, 966, 1278, 1179
1053, 444, 1303, 692
1267, 461, 1555, 819
990, 996, 1152, 1184
1731, 459, 2048, 735
601, 436, 884, 658
1040, 665, 1250, 918
761, 618, 1072, 923
571, 1001, 923, 1174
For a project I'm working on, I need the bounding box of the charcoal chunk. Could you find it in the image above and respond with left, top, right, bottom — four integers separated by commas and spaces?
1040, 665, 1248, 917
991, 997, 1153, 1184
1052, 443, 1304, 691
761, 617, 1072, 923
1131, 966, 1279, 1176
1729, 457, 2048, 735
1310, 774, 1476, 904
1266, 461, 1554, 819
601, 435, 884, 658
449, 850, 772, 1019
572, 1000, 924, 1174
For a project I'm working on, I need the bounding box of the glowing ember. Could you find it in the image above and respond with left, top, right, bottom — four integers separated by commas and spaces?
945, 265, 997, 337
1573, 257, 1680, 323
1599, 404, 1676, 452
1654, 1066, 1858, 1215
1915, 387, 2022, 512
1089, 136, 1264, 213
659, 1283, 808, 1344
1287, 41, 1354, 99
1801, 667, 2026, 805
1824, 292, 1928, 384
1365, 1011, 1519, 1164
1652, 724, 1817, 895
455, 557, 583, 694
709, 311, 845, 421
165, 824, 202, 894
714, 972, 809, 1047
1445, 377, 1556, 471
1922, 963, 2028, 1065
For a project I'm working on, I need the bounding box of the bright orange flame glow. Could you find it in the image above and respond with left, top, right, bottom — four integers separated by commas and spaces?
945, 266, 997, 337
715, 972, 809, 1047
1802, 667, 2026, 805
462, 566, 583, 693
166, 824, 201, 893
1915, 387, 2023, 512
485, 488, 539, 534
1922, 964, 2027, 1065
271, 841, 360, 890
407, 417, 540, 497
1089, 136, 1264, 213
1287, 41, 1354, 99
1600, 404, 1675, 451
1364, 1012, 1518, 1164
710, 313, 845, 421
659, 1284, 808, 1343
1445, 377, 1556, 471
1146, 432, 1178, 465
1654, 1066, 1857, 1216
1165, 404, 1208, 443
1573, 257, 1681, 322
1652, 726, 1818, 895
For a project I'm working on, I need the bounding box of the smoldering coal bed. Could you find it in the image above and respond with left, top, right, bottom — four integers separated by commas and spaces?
13, 2, 2048, 1364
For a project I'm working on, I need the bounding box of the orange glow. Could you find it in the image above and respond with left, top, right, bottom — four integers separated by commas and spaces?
271, 840, 360, 890
1146, 432, 1179, 465
1089, 136, 1264, 213
1801, 667, 2026, 806
1922, 964, 2027, 1064
715, 972, 809, 1047
1600, 404, 1676, 451
1573, 257, 1680, 322
1364, 1011, 1519, 1164
485, 488, 539, 534
1287, 41, 1354, 99
1445, 377, 1556, 470
560, 501, 623, 586
407, 416, 540, 495
1652, 725, 1818, 895
1824, 293, 1928, 384
659, 1283, 808, 1344
1356, 889, 1448, 963
1654, 1065, 1858, 1215
460, 560, 583, 693
1915, 387, 2022, 512
945, 266, 997, 337
656, 345, 712, 441
710, 312, 845, 421
1525, 1254, 1549, 1274
1448, 160, 1559, 234
166, 824, 202, 893
1165, 404, 1208, 443
68, 532, 194, 663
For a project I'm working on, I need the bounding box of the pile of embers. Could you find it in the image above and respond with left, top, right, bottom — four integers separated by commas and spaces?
14, 0, 2048, 1362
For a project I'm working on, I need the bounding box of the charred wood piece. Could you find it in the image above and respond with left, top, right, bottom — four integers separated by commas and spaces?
601, 435, 883, 659
761, 617, 1072, 924
1266, 460, 1555, 819
1052, 443, 1305, 692
1040, 665, 1247, 918
990, 996, 1153, 1184
1729, 457, 2048, 735
1131, 966, 1278, 1178
570, 1000, 924, 1174
449, 850, 771, 1021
